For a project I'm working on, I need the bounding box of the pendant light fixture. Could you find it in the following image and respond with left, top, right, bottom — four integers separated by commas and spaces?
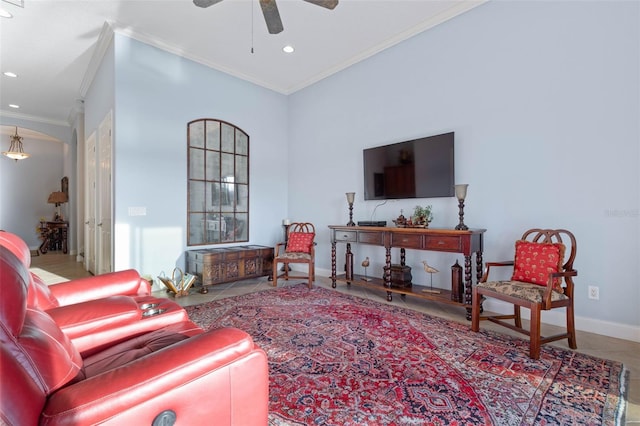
2, 126, 30, 161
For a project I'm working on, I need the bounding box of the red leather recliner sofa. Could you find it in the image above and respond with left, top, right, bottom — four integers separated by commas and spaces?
0, 231, 193, 355
0, 244, 269, 425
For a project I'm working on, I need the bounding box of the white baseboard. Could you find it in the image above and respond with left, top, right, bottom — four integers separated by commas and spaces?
483, 299, 640, 343
311, 266, 640, 344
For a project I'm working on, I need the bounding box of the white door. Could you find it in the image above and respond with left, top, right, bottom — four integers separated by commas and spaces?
84, 131, 97, 274
97, 111, 113, 274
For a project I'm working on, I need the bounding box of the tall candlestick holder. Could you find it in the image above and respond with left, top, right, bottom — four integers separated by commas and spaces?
346, 192, 355, 226
454, 184, 469, 230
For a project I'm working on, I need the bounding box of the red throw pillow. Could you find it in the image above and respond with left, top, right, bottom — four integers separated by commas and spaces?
511, 240, 565, 290
286, 232, 315, 254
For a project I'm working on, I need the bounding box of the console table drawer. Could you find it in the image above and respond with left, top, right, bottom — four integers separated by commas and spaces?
424, 236, 461, 251
358, 231, 384, 245
334, 230, 357, 242
391, 233, 423, 249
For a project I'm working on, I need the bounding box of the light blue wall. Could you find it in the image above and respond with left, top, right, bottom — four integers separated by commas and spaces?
105, 34, 288, 278
0, 119, 69, 248
79, 0, 638, 334
84, 41, 115, 144
289, 1, 639, 328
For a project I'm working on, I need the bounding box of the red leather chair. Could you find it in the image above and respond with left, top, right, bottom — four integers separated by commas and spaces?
0, 230, 150, 306
0, 231, 192, 355
0, 245, 269, 425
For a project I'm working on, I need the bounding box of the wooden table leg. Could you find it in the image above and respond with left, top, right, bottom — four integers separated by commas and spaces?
345, 243, 353, 283
385, 246, 392, 301
331, 242, 337, 288
61, 227, 68, 254
475, 250, 483, 314
464, 254, 473, 320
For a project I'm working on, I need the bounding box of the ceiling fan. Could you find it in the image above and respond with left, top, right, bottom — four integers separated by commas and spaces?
193, 0, 339, 35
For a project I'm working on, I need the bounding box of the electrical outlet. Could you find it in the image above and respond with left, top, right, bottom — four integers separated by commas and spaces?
128, 206, 147, 216
588, 286, 599, 300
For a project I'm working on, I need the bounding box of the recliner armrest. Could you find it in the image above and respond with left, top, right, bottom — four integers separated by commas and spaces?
42, 327, 269, 426
47, 296, 141, 340
73, 297, 191, 357
49, 269, 150, 306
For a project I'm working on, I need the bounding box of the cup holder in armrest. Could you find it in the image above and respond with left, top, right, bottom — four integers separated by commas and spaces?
142, 308, 167, 317
139, 303, 159, 310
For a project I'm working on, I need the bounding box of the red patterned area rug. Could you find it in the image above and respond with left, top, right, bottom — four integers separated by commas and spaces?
185, 284, 628, 426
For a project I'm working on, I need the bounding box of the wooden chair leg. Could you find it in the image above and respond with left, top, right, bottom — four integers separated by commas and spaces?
567, 303, 577, 349
272, 261, 278, 287
514, 305, 522, 329
529, 307, 541, 360
307, 264, 313, 288
471, 287, 480, 332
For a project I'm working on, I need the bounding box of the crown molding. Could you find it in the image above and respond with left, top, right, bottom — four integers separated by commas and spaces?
283, 0, 488, 94
0, 109, 70, 128
79, 21, 115, 98
1, 0, 23, 7
113, 26, 286, 95
77, 1, 486, 97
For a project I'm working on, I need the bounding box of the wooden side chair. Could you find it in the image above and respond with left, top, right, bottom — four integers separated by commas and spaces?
471, 228, 578, 359
273, 222, 316, 288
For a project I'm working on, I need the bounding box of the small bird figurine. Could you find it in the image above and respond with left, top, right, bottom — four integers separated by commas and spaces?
422, 260, 441, 293
361, 257, 371, 281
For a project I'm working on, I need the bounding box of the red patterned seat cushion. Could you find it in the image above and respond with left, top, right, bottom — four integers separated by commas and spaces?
286, 232, 315, 254
511, 240, 565, 290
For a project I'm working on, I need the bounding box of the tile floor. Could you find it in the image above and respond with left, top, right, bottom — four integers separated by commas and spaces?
31, 253, 639, 424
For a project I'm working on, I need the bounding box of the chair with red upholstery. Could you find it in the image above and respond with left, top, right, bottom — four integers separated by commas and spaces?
0, 244, 269, 426
272, 222, 316, 288
0, 230, 150, 307
0, 231, 190, 355
471, 228, 578, 359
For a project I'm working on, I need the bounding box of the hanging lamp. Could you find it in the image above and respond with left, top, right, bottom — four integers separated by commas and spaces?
2, 126, 30, 161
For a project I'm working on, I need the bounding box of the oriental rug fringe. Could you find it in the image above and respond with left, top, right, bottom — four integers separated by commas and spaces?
185, 284, 628, 426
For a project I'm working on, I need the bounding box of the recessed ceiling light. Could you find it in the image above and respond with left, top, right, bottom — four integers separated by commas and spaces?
8, 104, 19, 109
3, 71, 18, 78
282, 45, 295, 54
0, 9, 12, 18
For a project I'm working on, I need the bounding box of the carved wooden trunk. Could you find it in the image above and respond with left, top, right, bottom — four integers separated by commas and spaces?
186, 245, 274, 290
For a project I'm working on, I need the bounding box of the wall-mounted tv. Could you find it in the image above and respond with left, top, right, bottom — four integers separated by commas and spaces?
363, 132, 454, 200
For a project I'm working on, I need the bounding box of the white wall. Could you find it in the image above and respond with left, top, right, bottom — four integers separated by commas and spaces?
288, 1, 639, 335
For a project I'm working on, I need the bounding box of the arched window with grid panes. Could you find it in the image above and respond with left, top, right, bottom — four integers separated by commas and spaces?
187, 119, 249, 245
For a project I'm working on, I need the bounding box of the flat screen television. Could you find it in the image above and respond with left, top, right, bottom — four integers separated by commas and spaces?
363, 132, 454, 200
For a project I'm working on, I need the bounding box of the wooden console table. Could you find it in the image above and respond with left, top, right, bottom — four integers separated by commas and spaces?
38, 221, 69, 254
329, 225, 486, 319
185, 245, 274, 293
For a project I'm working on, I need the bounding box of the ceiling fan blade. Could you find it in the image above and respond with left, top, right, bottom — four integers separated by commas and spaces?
259, 0, 284, 34
193, 0, 224, 8
302, 0, 338, 10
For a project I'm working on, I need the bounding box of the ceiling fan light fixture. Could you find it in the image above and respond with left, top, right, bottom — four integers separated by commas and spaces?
194, 0, 338, 35
2, 126, 30, 161
282, 45, 294, 53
